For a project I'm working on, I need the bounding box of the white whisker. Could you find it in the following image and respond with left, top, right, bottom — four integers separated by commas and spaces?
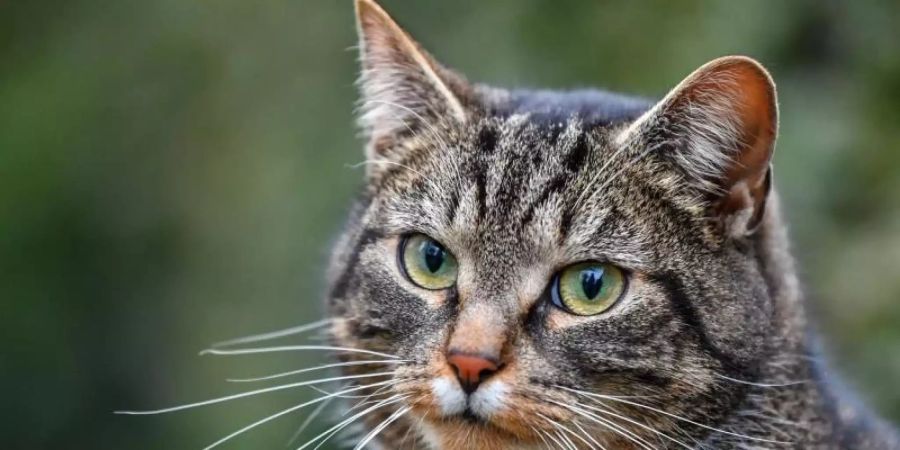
211, 319, 332, 348
584, 402, 689, 449
114, 372, 397, 415
571, 419, 607, 450
202, 381, 394, 450
343, 382, 402, 415
399, 406, 427, 448
543, 428, 569, 450
226, 359, 408, 383
537, 412, 597, 450
714, 373, 808, 388
287, 390, 340, 446
559, 385, 793, 445
556, 429, 579, 450
531, 426, 554, 450
296, 394, 408, 450
199, 345, 400, 360
308, 384, 374, 400
347, 159, 428, 179
553, 400, 659, 450
352, 404, 411, 450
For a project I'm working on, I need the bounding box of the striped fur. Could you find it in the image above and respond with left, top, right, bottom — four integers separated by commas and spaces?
321, 1, 900, 448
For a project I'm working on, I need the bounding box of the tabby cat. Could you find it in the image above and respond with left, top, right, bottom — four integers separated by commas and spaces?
314, 0, 900, 448
188, 0, 900, 448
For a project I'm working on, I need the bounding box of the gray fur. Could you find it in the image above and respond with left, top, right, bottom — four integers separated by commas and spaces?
322, 1, 900, 448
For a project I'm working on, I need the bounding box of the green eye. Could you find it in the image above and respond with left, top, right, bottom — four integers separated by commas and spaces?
551, 262, 626, 316
399, 234, 458, 290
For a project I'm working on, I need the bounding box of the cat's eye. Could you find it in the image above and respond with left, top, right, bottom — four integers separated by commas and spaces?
399, 234, 459, 290
551, 262, 626, 316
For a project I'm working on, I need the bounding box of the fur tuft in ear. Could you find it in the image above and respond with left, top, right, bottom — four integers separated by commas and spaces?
354, 0, 472, 161
620, 56, 778, 237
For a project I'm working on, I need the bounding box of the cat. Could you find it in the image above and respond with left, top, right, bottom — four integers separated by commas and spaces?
125, 0, 895, 448
311, 1, 900, 449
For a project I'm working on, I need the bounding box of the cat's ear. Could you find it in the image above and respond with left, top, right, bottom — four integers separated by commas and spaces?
622, 56, 778, 237
354, 0, 472, 160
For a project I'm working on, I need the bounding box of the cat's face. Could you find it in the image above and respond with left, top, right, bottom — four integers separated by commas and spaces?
326, 1, 779, 448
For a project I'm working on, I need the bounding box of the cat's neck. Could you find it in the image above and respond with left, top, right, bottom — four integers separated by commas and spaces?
710, 196, 899, 448
709, 340, 899, 449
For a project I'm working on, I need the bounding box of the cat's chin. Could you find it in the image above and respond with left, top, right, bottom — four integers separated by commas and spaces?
416, 414, 544, 450
391, 371, 575, 448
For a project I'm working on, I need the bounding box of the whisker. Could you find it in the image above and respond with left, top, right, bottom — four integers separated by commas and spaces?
531, 426, 554, 450
556, 429, 579, 450
561, 386, 793, 445
551, 387, 698, 449
582, 402, 689, 449
199, 345, 400, 360
347, 159, 429, 179
400, 407, 428, 448
201, 381, 395, 450
552, 401, 658, 450
343, 382, 403, 415
286, 390, 341, 446
114, 372, 397, 415
543, 428, 569, 450
537, 412, 597, 449
713, 373, 808, 388
210, 319, 332, 348
351, 404, 411, 450
226, 359, 408, 383
296, 394, 408, 450
571, 419, 608, 450
308, 384, 375, 400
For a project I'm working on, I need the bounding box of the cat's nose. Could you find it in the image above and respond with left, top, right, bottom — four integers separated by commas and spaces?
447, 351, 499, 394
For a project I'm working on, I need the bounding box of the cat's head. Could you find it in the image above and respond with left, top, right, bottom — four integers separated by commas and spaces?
326, 0, 781, 447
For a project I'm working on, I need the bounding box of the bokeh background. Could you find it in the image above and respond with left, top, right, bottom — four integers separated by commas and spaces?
3, 0, 900, 448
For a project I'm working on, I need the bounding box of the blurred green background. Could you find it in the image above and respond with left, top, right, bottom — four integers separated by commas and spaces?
2, 0, 899, 448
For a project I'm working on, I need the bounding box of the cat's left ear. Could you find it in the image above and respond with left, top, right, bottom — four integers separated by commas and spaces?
621, 56, 778, 237
354, 0, 473, 163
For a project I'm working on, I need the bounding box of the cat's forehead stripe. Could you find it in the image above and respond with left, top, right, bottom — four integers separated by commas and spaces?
377, 116, 639, 264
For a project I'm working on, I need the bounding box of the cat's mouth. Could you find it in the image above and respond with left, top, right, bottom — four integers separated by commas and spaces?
460, 408, 482, 423
400, 376, 556, 447
392, 363, 574, 447
416, 405, 545, 449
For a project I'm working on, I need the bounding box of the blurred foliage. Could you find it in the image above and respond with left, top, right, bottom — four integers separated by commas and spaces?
2, 0, 899, 448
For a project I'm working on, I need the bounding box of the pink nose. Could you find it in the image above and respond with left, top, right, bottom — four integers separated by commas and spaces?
447, 352, 499, 394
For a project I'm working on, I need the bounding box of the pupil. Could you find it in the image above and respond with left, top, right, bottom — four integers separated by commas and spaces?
422, 241, 445, 273
580, 268, 604, 300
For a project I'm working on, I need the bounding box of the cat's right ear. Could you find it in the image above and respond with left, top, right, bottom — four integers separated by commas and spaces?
354, 0, 473, 166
